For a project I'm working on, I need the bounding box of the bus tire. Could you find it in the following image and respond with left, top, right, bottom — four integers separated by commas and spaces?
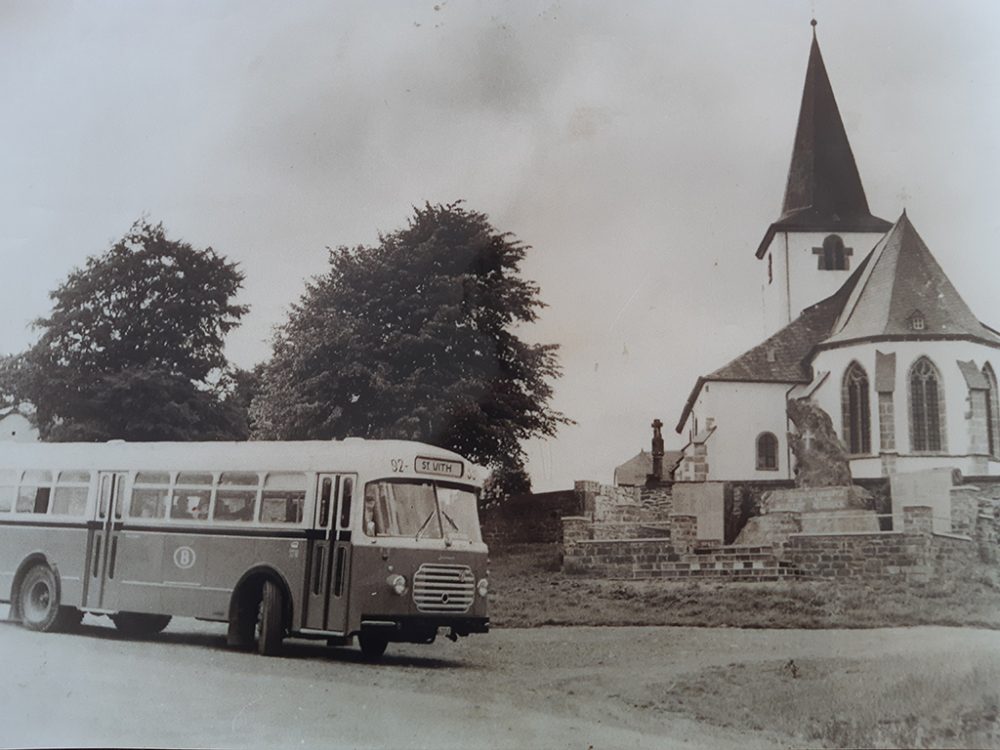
111, 612, 172, 637
256, 580, 284, 656
18, 564, 63, 632
359, 630, 389, 661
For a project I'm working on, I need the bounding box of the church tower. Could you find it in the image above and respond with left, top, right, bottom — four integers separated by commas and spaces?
757, 23, 891, 336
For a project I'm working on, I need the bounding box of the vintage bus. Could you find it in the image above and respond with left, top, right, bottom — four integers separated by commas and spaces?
0, 439, 489, 658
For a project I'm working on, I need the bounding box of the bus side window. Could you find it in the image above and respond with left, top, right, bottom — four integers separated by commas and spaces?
132, 471, 170, 519
261, 472, 306, 524
339, 477, 353, 529
17, 470, 52, 514
0, 470, 19, 513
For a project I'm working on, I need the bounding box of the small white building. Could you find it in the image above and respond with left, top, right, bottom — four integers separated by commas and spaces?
675, 28, 1000, 483
0, 408, 38, 443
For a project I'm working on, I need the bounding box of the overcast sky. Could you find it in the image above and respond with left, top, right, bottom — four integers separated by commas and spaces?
2, 1, 999, 490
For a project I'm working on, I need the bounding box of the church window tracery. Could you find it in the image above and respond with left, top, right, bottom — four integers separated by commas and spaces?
756, 432, 778, 471
909, 357, 946, 452
842, 362, 871, 454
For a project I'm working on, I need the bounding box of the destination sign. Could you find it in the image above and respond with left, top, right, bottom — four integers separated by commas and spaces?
414, 456, 464, 478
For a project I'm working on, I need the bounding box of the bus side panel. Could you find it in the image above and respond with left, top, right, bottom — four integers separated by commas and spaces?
105, 530, 165, 613
147, 533, 309, 621
0, 525, 90, 606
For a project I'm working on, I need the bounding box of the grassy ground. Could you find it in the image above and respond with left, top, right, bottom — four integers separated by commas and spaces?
488, 543, 1000, 630
489, 544, 1000, 747
651, 653, 1000, 748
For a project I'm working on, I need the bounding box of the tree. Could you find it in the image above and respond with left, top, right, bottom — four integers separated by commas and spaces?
24, 219, 249, 441
253, 202, 569, 496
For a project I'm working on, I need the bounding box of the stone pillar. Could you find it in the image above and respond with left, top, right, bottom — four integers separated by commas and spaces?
669, 514, 698, 554
651, 419, 664, 482
561, 516, 592, 547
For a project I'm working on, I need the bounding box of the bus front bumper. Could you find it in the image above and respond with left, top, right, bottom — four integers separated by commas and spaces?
359, 615, 490, 643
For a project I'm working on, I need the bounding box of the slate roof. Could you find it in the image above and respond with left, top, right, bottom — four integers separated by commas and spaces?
824, 212, 1000, 347
613, 449, 683, 485
756, 31, 890, 258
678, 213, 1000, 432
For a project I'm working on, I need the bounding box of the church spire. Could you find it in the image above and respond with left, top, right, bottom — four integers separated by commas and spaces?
756, 25, 890, 258
779, 26, 888, 229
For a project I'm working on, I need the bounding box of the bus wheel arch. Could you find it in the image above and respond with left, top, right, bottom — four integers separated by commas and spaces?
226, 567, 293, 651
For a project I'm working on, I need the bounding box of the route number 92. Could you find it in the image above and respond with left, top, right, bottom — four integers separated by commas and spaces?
390, 459, 407, 473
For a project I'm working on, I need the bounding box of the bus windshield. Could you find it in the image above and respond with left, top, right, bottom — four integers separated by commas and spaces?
364, 479, 481, 543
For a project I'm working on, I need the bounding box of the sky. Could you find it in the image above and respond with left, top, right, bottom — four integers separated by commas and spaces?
1, 1, 999, 491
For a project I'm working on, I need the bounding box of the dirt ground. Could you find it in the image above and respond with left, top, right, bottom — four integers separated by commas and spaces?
1, 613, 997, 749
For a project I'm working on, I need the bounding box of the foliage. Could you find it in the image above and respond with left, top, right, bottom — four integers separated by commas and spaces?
24, 219, 249, 441
481, 456, 534, 508
253, 202, 569, 487
0, 353, 35, 411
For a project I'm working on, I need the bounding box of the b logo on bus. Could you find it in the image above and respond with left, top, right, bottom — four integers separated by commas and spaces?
173, 546, 197, 569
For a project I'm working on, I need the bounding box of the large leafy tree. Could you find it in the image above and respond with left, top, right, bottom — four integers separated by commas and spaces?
253, 202, 568, 492
24, 219, 250, 441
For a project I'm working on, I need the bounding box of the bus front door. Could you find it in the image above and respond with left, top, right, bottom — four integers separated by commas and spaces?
84, 471, 128, 609
304, 473, 354, 634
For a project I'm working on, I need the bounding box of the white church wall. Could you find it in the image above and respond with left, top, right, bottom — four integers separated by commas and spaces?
682, 381, 794, 481
761, 230, 885, 336
811, 340, 1000, 478
0, 413, 38, 443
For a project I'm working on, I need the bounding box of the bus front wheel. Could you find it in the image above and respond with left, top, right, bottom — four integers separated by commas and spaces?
18, 564, 77, 633
256, 580, 284, 656
111, 612, 172, 637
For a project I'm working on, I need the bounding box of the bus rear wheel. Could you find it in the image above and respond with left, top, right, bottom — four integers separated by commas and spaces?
111, 612, 172, 637
18, 564, 82, 633
256, 580, 285, 656
359, 631, 389, 661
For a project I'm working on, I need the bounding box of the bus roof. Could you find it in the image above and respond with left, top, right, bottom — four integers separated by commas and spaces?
0, 439, 482, 483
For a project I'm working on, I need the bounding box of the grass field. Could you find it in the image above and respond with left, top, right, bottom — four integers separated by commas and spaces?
489, 544, 1000, 747
488, 543, 1000, 630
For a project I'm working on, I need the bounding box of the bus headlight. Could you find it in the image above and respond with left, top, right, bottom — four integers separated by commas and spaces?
386, 574, 407, 596
477, 578, 489, 597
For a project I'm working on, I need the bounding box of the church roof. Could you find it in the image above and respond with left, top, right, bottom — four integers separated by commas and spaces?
823, 212, 1000, 347
678, 212, 1000, 433
755, 30, 890, 258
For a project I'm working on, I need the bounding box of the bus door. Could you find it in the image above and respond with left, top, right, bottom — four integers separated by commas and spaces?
84, 471, 128, 609
304, 473, 355, 633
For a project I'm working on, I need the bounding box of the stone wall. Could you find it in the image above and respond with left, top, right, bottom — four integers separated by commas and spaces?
782, 507, 978, 582
480, 488, 581, 547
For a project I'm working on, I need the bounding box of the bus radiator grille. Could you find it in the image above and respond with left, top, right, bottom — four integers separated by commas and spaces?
412, 564, 475, 613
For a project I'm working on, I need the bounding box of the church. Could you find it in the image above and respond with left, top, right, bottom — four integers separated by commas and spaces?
673, 25, 1000, 484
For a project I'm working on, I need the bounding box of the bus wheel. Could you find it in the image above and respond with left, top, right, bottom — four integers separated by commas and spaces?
358, 631, 389, 661
256, 580, 284, 656
111, 612, 172, 637
19, 565, 63, 632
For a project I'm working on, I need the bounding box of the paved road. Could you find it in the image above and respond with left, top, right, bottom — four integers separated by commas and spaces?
1, 613, 996, 749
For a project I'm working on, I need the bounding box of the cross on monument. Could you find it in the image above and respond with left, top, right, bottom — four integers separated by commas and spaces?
801, 428, 816, 453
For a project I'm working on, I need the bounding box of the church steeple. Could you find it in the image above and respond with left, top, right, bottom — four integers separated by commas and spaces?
780, 27, 887, 230
756, 25, 890, 259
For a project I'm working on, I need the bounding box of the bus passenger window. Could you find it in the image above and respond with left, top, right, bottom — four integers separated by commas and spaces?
214, 490, 255, 522
171, 490, 211, 521
51, 483, 89, 516
260, 472, 306, 524
0, 470, 18, 512
17, 471, 52, 514
131, 488, 169, 519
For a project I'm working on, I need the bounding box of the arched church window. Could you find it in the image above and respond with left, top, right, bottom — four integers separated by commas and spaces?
984, 364, 1000, 458
842, 362, 871, 454
909, 357, 945, 452
756, 432, 778, 471
816, 234, 850, 271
